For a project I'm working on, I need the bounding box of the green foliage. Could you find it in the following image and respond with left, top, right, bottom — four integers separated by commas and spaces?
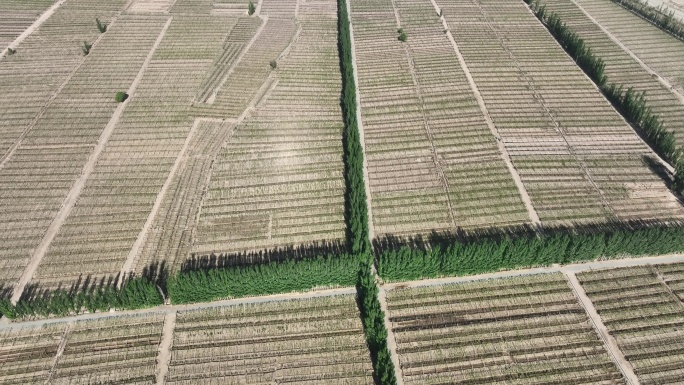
114, 91, 128, 103
357, 254, 397, 385
611, 0, 684, 41
7, 48, 16, 55
3, 276, 162, 320
248, 0, 256, 15
96, 18, 107, 33
673, 153, 684, 192
339, 0, 371, 254
269, 59, 277, 69
82, 41, 92, 56
377, 225, 684, 281
168, 254, 359, 304
398, 31, 408, 42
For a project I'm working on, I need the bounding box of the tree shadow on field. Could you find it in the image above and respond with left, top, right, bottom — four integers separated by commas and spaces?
642, 154, 684, 203
179, 239, 348, 273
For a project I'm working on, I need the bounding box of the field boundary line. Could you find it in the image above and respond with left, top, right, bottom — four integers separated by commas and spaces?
155, 311, 176, 385
382, 253, 684, 289
0, 287, 356, 330
565, 272, 641, 385
121, 117, 204, 279
9, 16, 174, 304
44, 322, 72, 384
378, 288, 405, 385
431, 0, 542, 228
568, 0, 684, 104
650, 265, 684, 306
345, 0, 376, 241
255, 0, 264, 15
205, 15, 269, 104
0, 0, 67, 60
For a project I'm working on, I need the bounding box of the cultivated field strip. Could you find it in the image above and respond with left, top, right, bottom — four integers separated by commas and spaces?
438, 0, 684, 226
0, 0, 126, 158
135, 120, 235, 274
538, 0, 684, 144
0, 323, 66, 384
166, 295, 374, 384
0, 14, 167, 288
0, 0, 56, 48
350, 0, 531, 238
129, 0, 178, 14
193, 0, 347, 257
574, 0, 684, 94
50, 314, 165, 385
212, 0, 251, 16
577, 264, 684, 384
33, 15, 234, 286
385, 273, 625, 384
0, 313, 164, 385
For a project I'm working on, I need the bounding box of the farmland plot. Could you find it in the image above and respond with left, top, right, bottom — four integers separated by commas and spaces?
349, 0, 531, 239
0, 0, 56, 48
437, 0, 684, 226
33, 15, 235, 286
536, 0, 684, 144
166, 295, 374, 384
573, 0, 684, 93
0, 14, 168, 288
0, 323, 66, 384
0, 0, 126, 157
385, 273, 625, 384
578, 264, 684, 383
192, 0, 348, 257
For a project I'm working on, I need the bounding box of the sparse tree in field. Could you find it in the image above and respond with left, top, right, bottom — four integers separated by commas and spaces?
269, 59, 277, 69
96, 18, 107, 33
115, 91, 128, 103
82, 41, 92, 55
7, 48, 16, 55
673, 149, 684, 193
398, 31, 408, 42
248, 0, 256, 15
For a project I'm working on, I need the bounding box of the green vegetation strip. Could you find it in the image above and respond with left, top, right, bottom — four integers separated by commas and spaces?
378, 225, 684, 281
528, 0, 684, 191
610, 0, 684, 41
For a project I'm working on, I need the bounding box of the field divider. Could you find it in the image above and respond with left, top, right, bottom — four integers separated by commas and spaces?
345, 0, 376, 243
9, 16, 174, 305
430, 0, 542, 229
377, 288, 405, 385
205, 15, 269, 104
155, 311, 176, 385
45, 321, 72, 383
565, 272, 641, 385
649, 265, 684, 306
567, 0, 684, 105
0, 0, 67, 60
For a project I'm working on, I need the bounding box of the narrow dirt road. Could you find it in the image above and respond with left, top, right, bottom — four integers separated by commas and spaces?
0, 0, 67, 59
430, 0, 542, 229
345, 0, 376, 241
566, 272, 641, 385
10, 17, 174, 304
155, 311, 177, 385
378, 288, 405, 385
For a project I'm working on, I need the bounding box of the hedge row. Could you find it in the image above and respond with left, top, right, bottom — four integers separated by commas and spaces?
0, 276, 162, 319
611, 0, 684, 41
168, 254, 359, 304
377, 225, 684, 281
529, 1, 684, 190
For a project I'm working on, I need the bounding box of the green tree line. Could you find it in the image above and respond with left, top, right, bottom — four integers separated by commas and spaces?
611, 0, 684, 41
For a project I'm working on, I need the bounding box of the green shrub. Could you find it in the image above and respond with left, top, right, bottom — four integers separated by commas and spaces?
398, 31, 408, 42
269, 59, 277, 69
82, 41, 92, 56
7, 48, 16, 55
673, 155, 684, 192
114, 92, 128, 103
96, 18, 107, 33
248, 0, 256, 15
611, 0, 684, 41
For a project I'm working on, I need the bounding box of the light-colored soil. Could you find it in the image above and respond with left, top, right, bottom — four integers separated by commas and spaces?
346, 0, 376, 241
378, 287, 405, 385
155, 311, 176, 385
566, 272, 641, 385
0, 0, 66, 59
9, 17, 173, 304
430, 0, 542, 229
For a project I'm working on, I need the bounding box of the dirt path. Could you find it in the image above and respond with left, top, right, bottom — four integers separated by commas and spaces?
121, 116, 204, 279
566, 272, 641, 385
206, 15, 269, 104
155, 311, 176, 385
377, 288, 405, 385
345, 0, 376, 241
0, 0, 67, 60
429, 0, 541, 229
568, 0, 684, 105
9, 17, 173, 304
45, 322, 72, 383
